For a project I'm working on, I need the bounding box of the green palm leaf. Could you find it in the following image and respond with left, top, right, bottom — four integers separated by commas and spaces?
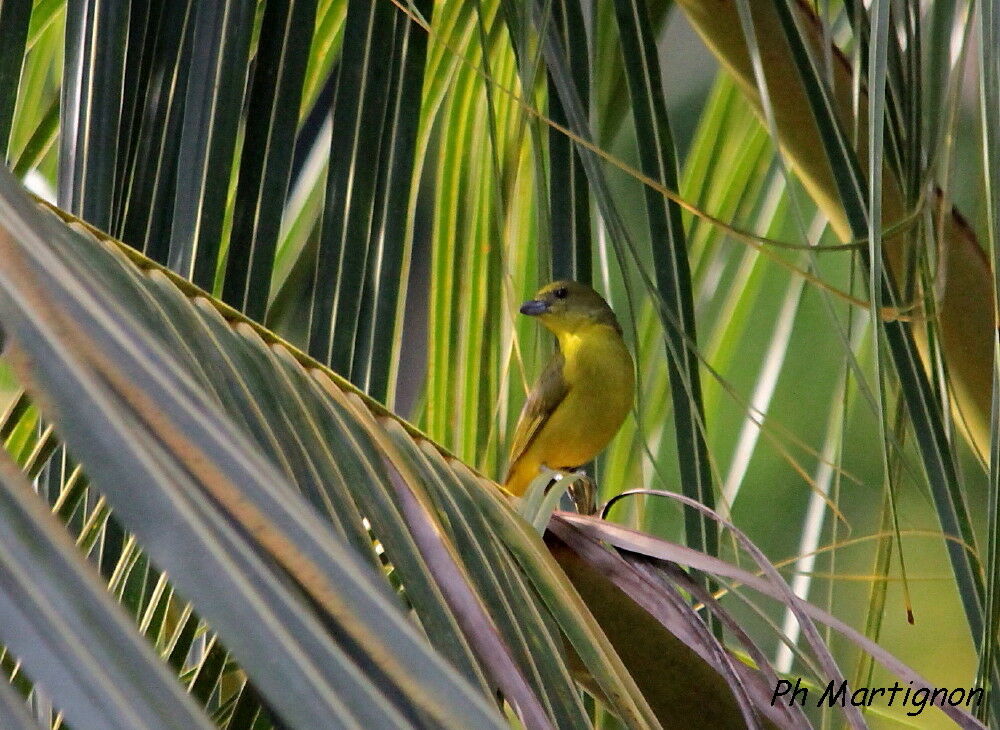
0, 0, 995, 726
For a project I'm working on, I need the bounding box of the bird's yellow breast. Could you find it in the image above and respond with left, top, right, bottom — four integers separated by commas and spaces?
506, 323, 634, 494
551, 324, 634, 459
558, 326, 632, 391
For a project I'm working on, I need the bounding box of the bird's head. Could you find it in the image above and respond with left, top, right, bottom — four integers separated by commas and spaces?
519, 280, 622, 335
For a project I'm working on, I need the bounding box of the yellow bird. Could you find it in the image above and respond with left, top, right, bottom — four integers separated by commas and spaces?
504, 280, 634, 500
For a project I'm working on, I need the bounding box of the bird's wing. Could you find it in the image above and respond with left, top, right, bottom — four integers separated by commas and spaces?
505, 350, 570, 478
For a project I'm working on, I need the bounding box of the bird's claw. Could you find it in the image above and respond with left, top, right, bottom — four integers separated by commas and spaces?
565, 472, 597, 515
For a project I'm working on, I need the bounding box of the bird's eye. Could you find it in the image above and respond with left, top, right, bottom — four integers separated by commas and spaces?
553, 287, 568, 299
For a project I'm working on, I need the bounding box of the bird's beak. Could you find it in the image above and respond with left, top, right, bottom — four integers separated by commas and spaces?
519, 299, 549, 316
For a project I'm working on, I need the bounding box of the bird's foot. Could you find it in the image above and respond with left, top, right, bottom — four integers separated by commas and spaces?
563, 470, 597, 516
